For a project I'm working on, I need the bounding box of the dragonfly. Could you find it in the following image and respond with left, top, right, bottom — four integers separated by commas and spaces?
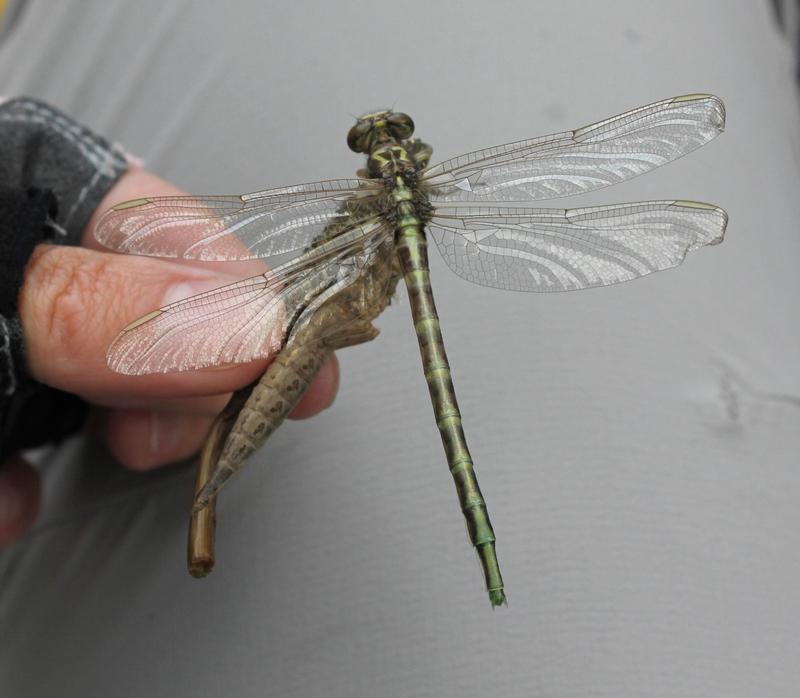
95, 93, 727, 607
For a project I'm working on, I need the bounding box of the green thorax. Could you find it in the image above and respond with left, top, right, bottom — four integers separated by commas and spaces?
347, 109, 433, 230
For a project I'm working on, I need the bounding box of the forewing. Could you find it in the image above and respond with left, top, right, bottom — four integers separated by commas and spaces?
423, 94, 725, 202
429, 201, 727, 292
107, 220, 392, 374
95, 178, 383, 261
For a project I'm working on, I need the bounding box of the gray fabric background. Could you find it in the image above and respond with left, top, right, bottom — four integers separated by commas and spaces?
1, 1, 799, 696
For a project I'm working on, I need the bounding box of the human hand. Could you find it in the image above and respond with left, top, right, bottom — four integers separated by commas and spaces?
0, 168, 339, 546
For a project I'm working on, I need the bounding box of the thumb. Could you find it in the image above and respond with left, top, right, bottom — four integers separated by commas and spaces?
0, 455, 40, 546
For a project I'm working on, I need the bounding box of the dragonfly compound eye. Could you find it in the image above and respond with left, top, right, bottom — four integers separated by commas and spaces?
347, 121, 373, 153
387, 112, 414, 140
407, 139, 433, 168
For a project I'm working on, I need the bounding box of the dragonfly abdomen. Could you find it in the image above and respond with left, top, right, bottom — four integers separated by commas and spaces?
395, 222, 506, 607
193, 340, 332, 512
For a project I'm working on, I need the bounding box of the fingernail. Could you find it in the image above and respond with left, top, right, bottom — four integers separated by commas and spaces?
0, 470, 25, 529
149, 412, 191, 456
163, 277, 225, 306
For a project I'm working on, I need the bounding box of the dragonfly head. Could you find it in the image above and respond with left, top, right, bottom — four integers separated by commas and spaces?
347, 110, 415, 153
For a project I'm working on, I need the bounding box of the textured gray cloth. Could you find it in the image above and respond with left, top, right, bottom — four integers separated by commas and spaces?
1, 1, 798, 697
0, 97, 127, 453
0, 97, 127, 245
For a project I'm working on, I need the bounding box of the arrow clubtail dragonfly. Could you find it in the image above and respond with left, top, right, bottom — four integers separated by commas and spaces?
95, 94, 726, 607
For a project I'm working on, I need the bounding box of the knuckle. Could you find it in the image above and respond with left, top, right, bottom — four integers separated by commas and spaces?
22, 245, 116, 356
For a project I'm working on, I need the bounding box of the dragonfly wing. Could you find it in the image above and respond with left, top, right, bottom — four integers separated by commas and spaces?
423, 94, 725, 202
95, 178, 383, 261
429, 201, 727, 292
108, 273, 288, 374
107, 220, 393, 374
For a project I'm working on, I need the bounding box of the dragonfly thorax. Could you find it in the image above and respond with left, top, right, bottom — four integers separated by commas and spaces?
366, 144, 420, 179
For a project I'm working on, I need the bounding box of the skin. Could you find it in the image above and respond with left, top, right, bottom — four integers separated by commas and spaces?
0, 168, 340, 546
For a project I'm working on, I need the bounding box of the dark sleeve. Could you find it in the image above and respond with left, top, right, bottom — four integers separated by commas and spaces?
0, 97, 129, 457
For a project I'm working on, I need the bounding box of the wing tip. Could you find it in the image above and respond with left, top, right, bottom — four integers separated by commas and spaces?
104, 310, 165, 375
94, 198, 151, 249
672, 199, 728, 245
672, 93, 726, 132
105, 351, 135, 375
93, 208, 115, 249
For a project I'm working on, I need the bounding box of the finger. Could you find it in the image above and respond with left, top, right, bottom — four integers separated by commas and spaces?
92, 392, 232, 417
103, 352, 339, 470
102, 354, 338, 468
94, 352, 338, 415
103, 408, 214, 471
0, 456, 41, 547
19, 242, 270, 400
20, 232, 342, 406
